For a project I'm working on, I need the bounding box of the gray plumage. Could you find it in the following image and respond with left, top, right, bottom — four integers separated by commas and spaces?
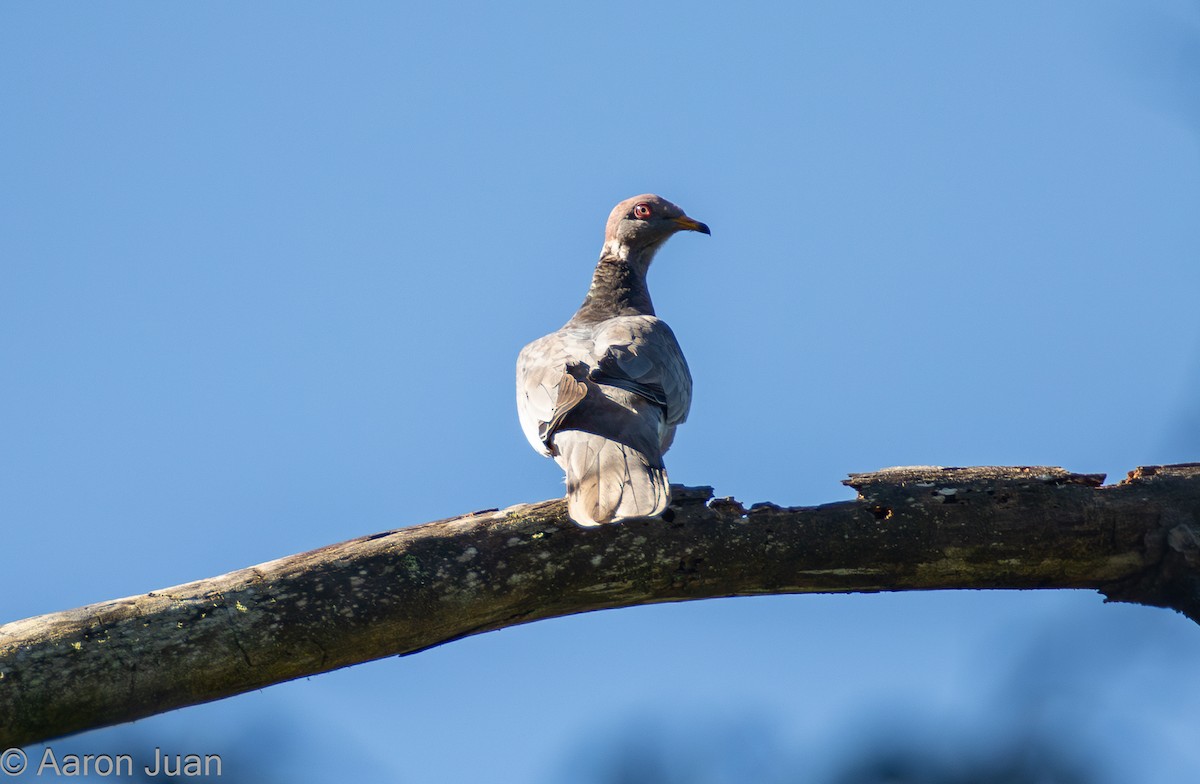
516, 194, 709, 526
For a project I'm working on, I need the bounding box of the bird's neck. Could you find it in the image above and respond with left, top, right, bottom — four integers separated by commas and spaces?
568, 245, 657, 325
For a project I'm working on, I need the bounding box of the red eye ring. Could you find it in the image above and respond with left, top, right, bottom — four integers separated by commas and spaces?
633, 203, 652, 219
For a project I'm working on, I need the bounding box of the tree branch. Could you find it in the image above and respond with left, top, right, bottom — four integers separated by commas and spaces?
3, 463, 1199, 746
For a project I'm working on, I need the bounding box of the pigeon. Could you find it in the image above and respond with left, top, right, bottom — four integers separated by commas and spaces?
516, 194, 709, 526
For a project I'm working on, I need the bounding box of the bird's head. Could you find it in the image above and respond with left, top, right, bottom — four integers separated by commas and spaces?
603, 194, 710, 260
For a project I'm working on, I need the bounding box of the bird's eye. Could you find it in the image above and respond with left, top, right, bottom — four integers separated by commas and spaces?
633, 203, 652, 219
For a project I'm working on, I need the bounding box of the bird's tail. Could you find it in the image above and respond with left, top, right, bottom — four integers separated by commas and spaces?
553, 431, 670, 526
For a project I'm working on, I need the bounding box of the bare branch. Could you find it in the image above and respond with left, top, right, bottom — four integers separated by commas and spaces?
2, 463, 1198, 746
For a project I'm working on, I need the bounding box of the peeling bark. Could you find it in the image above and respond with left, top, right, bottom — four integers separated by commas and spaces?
2, 463, 1199, 746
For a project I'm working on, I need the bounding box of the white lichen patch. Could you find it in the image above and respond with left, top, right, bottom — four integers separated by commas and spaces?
590, 555, 603, 567
456, 546, 479, 563
438, 570, 488, 602
937, 488, 957, 496
506, 537, 524, 547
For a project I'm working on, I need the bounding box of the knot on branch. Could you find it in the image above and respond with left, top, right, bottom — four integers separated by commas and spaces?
1168, 523, 1200, 568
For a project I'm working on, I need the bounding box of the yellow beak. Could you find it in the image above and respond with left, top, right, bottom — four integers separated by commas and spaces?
672, 216, 711, 235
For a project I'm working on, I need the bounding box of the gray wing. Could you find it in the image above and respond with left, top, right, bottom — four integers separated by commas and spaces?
516, 327, 596, 457
517, 316, 691, 458
589, 316, 692, 427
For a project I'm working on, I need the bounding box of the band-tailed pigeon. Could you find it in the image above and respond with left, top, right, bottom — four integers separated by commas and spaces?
516, 194, 709, 526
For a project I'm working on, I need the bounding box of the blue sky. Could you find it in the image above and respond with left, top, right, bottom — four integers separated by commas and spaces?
4, 2, 1200, 781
